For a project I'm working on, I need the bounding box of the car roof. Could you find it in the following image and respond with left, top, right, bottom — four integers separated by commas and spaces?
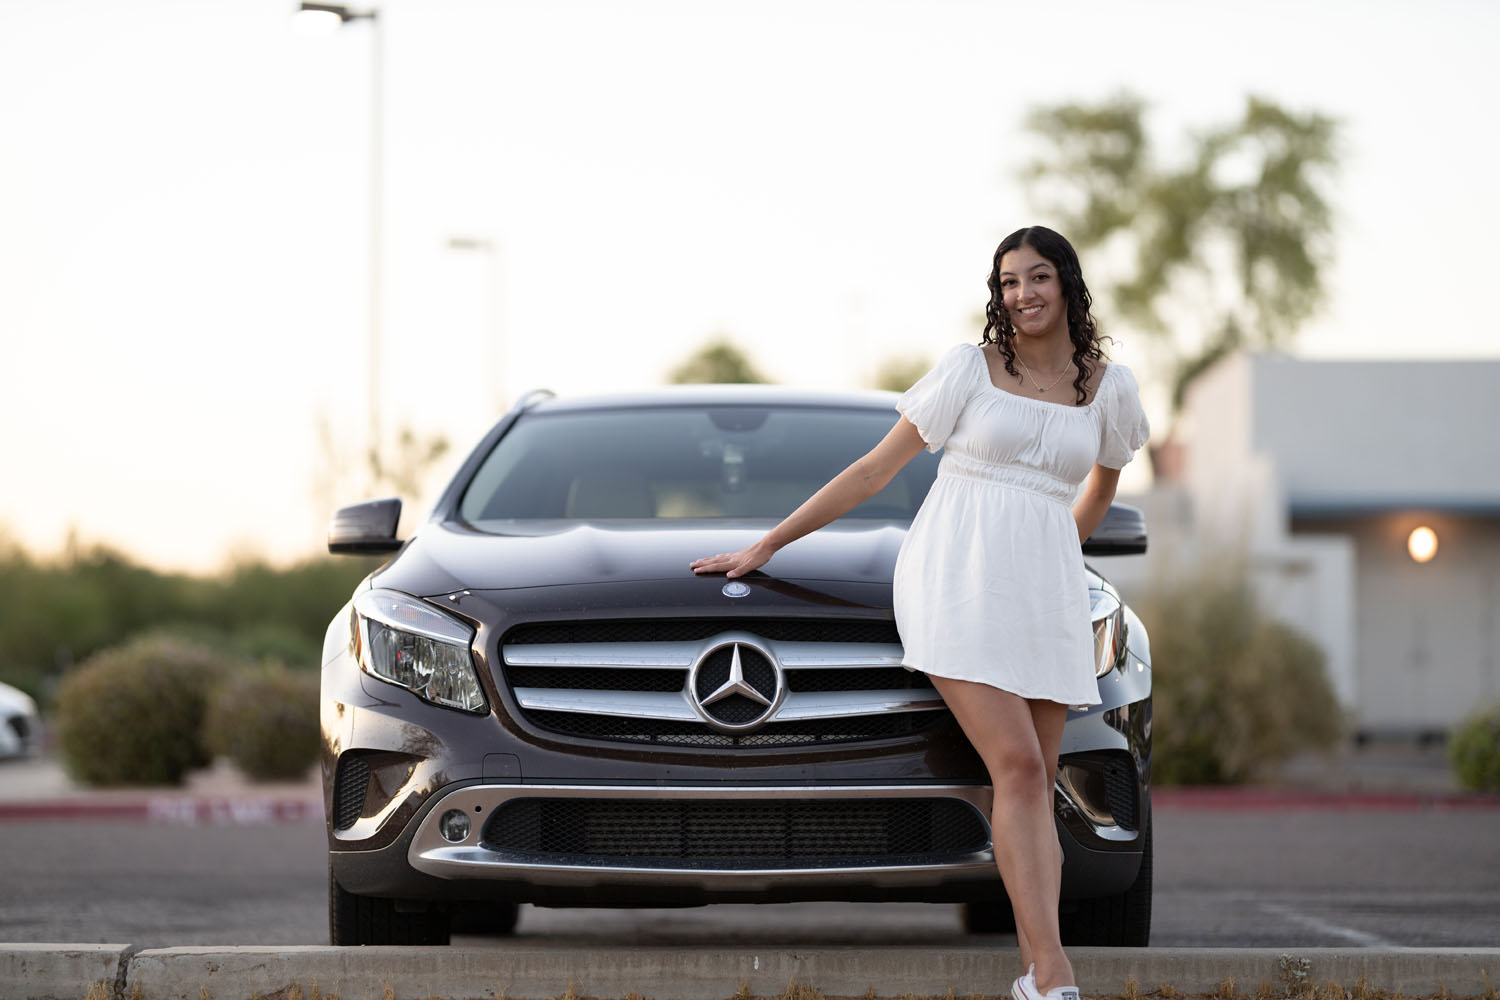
521, 383, 902, 414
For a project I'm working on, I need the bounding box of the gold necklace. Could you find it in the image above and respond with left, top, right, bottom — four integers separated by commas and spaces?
1016, 355, 1072, 393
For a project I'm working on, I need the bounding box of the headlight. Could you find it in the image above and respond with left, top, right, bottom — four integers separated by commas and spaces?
1090, 589, 1127, 679
353, 589, 488, 713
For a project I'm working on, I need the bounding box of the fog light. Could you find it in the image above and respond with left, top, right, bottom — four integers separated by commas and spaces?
439, 808, 472, 843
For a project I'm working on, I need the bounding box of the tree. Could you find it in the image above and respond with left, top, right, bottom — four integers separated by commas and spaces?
368, 425, 450, 502
668, 337, 768, 384
869, 355, 931, 393
1021, 94, 1340, 409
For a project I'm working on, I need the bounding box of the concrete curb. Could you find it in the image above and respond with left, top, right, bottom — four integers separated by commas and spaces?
0, 943, 134, 1000
2, 945, 1495, 1000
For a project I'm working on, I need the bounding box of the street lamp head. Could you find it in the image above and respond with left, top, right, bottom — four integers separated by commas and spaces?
448, 236, 495, 253
293, 3, 377, 33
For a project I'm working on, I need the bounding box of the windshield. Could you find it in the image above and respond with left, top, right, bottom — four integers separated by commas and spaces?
458, 406, 940, 525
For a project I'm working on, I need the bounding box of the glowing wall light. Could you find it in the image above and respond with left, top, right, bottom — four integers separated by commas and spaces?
1407, 526, 1438, 563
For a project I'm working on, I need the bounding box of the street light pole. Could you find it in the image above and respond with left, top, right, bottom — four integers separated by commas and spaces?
366, 9, 383, 483
447, 236, 506, 413
295, 3, 383, 488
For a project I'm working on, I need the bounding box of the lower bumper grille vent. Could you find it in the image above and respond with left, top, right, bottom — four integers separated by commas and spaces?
1101, 757, 1138, 831
483, 797, 988, 866
332, 755, 370, 830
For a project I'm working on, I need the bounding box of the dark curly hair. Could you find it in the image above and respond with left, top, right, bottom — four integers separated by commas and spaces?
980, 225, 1107, 405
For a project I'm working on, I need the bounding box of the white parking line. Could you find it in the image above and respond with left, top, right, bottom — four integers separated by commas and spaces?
1257, 903, 1398, 948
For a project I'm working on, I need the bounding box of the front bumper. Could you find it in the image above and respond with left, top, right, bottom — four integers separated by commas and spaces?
331, 771, 1144, 906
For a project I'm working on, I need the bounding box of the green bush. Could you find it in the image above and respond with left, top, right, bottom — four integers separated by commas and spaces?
206, 665, 320, 781
0, 536, 375, 704
55, 635, 238, 786
1141, 565, 1342, 784
139, 621, 321, 673
1449, 701, 1500, 793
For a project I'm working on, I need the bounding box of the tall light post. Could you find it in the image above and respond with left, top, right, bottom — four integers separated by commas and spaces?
447, 236, 507, 413
295, 3, 384, 486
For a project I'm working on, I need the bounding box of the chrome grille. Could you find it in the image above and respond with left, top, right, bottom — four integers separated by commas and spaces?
523, 709, 949, 746
499, 618, 947, 747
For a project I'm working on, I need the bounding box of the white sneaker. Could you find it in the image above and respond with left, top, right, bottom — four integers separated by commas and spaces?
1012, 966, 1080, 1000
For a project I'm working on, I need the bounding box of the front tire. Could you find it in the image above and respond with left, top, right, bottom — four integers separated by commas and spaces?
451, 902, 521, 936
962, 896, 1016, 934
1057, 816, 1152, 946
328, 863, 451, 946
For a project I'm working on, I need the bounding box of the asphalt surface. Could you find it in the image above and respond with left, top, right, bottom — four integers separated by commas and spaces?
2, 802, 1498, 949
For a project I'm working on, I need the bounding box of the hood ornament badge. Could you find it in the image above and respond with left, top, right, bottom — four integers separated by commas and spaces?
721, 581, 751, 598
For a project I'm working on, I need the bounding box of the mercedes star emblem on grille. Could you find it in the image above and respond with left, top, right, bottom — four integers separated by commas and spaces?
688, 638, 783, 732
721, 581, 751, 598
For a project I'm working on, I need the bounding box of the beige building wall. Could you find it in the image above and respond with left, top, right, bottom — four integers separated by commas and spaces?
1294, 512, 1500, 732
1147, 353, 1500, 733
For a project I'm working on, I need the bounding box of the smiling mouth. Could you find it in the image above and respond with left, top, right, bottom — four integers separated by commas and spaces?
1018, 305, 1043, 317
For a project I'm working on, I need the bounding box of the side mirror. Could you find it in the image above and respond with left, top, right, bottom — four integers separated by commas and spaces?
328, 498, 403, 555
1082, 502, 1147, 557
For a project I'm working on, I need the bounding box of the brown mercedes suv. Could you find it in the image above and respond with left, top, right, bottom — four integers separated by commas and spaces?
320, 385, 1153, 946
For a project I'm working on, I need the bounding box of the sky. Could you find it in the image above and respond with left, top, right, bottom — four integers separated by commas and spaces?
2, 0, 1498, 573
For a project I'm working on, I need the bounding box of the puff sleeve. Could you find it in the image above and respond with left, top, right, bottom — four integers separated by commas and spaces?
896, 344, 982, 453
1097, 364, 1152, 469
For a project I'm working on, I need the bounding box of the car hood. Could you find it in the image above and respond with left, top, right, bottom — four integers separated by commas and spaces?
375, 520, 915, 596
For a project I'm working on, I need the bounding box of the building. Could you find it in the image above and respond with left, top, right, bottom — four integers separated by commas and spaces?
1119, 354, 1500, 737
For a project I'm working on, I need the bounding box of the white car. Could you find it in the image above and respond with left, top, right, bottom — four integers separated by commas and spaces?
0, 681, 41, 758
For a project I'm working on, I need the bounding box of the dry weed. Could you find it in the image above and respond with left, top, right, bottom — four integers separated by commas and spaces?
1211, 979, 1238, 1000
774, 978, 825, 1000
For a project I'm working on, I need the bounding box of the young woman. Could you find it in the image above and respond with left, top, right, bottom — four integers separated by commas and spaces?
691, 225, 1150, 1000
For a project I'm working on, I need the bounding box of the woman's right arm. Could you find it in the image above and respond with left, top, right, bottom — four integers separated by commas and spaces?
689, 416, 930, 579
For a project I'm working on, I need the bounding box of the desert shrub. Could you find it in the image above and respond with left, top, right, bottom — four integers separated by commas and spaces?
206, 665, 320, 781
141, 621, 321, 672
0, 538, 373, 705
1449, 701, 1500, 793
1141, 565, 1342, 784
55, 635, 239, 786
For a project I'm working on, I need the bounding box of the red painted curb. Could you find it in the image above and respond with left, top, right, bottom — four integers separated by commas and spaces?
4, 788, 1497, 822
1153, 786, 1500, 810
0, 796, 323, 823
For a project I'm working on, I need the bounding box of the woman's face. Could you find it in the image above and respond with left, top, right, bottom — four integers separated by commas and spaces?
998, 245, 1067, 342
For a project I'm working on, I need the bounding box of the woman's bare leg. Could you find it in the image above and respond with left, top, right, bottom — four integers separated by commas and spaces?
1015, 698, 1068, 972
931, 675, 1074, 993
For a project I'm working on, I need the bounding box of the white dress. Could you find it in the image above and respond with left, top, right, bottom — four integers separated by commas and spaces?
892, 342, 1151, 706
